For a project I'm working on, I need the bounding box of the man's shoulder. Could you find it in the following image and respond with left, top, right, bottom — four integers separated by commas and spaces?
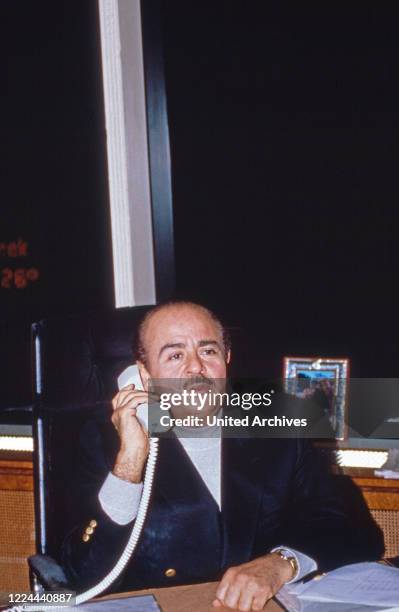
227, 435, 308, 463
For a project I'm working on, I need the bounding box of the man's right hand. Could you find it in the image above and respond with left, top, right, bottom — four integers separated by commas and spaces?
111, 384, 150, 483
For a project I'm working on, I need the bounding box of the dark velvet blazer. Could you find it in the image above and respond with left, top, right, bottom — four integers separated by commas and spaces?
61, 413, 380, 594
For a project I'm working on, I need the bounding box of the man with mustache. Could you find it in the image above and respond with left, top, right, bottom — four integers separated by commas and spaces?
62, 301, 379, 611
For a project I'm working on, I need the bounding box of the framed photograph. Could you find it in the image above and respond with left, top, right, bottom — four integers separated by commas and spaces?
283, 357, 350, 440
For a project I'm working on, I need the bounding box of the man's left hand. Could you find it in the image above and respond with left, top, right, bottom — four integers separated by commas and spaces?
213, 552, 294, 611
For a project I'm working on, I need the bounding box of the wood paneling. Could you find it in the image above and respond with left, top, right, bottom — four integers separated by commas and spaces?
0, 460, 33, 492
0, 456, 34, 592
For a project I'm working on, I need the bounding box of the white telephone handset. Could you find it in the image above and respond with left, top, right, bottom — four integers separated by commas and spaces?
117, 364, 148, 431
117, 365, 168, 434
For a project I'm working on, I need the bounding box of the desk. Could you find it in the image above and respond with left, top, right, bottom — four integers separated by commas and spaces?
98, 582, 282, 612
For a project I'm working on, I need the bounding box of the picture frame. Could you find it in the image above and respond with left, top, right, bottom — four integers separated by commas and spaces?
283, 357, 350, 440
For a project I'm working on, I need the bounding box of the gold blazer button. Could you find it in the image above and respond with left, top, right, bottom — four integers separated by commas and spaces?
85, 526, 94, 535
89, 520, 97, 528
82, 534, 90, 542
165, 568, 176, 578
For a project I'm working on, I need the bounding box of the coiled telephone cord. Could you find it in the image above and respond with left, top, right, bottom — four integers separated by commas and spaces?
6, 437, 159, 612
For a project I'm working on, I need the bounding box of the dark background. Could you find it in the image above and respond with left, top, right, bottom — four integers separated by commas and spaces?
1, 1, 113, 408
163, 1, 399, 379
2, 1, 399, 413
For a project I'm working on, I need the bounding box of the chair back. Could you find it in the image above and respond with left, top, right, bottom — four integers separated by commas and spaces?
31, 306, 152, 561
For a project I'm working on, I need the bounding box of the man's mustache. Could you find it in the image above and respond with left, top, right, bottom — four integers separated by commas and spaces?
183, 376, 214, 391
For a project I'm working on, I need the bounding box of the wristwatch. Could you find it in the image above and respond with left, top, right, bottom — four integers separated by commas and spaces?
273, 548, 299, 581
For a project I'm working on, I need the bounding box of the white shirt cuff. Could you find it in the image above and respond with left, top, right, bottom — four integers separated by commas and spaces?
98, 472, 143, 525
271, 546, 318, 583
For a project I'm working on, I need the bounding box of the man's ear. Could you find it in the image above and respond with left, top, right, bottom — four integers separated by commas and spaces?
137, 361, 150, 391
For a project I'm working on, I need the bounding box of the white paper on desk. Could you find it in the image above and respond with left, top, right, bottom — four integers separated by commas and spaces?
279, 562, 399, 609
276, 588, 398, 612
70, 594, 160, 612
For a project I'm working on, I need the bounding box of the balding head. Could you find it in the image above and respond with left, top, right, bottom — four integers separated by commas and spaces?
135, 302, 230, 378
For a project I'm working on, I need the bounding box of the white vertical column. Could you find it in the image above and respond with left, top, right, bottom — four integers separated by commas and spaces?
98, 0, 156, 307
